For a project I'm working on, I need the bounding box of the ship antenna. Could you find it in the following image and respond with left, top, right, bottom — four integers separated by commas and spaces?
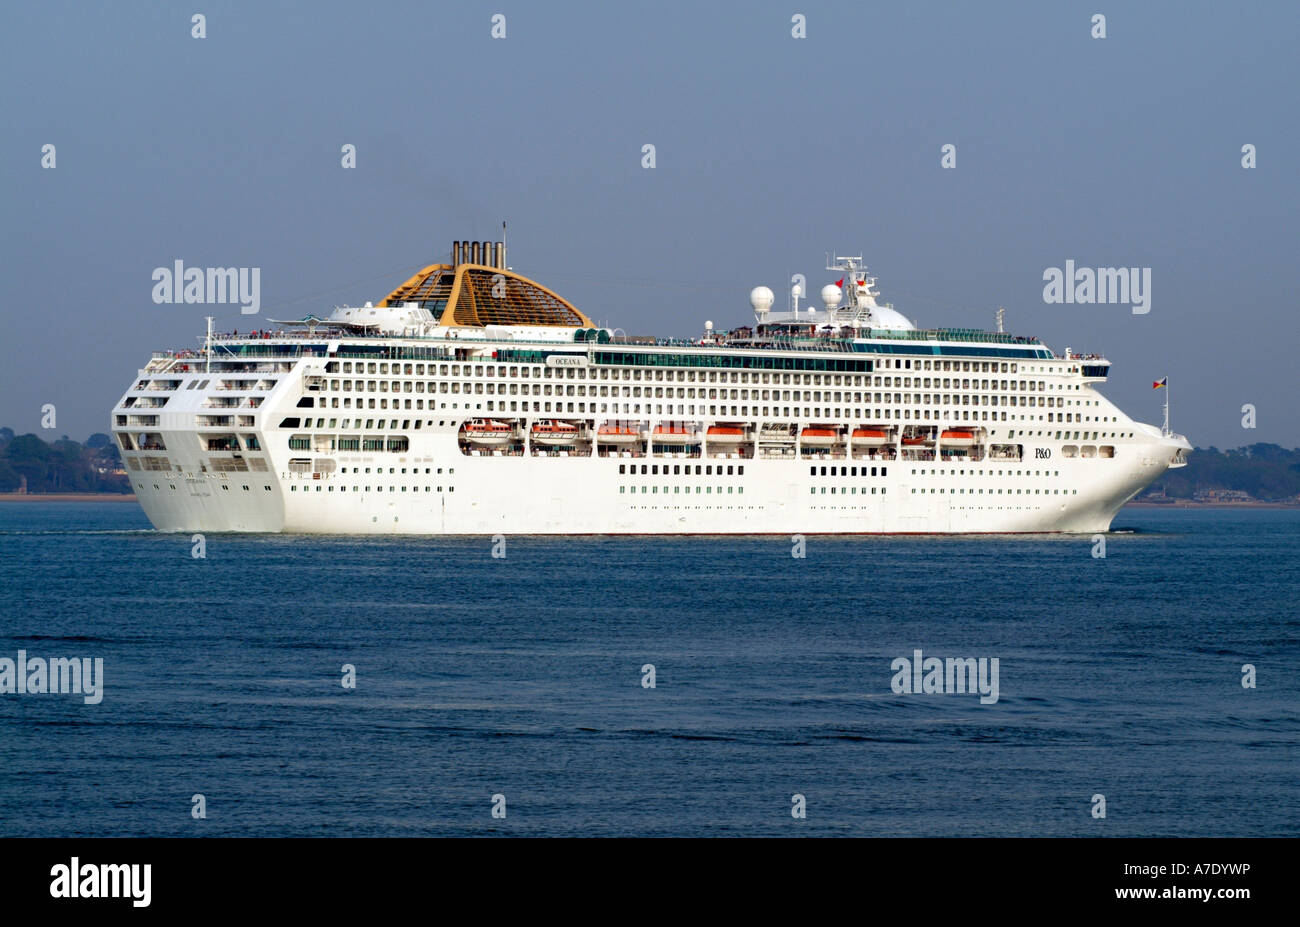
205, 315, 214, 373
995, 307, 1005, 333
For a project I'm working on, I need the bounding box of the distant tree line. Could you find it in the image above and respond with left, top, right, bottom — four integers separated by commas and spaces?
1142, 443, 1300, 501
0, 427, 130, 493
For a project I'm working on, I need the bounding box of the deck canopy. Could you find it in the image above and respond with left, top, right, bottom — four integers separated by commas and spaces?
379, 263, 593, 328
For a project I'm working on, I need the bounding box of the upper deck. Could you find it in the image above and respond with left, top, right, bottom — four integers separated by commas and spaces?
144, 325, 1099, 368
139, 241, 1108, 376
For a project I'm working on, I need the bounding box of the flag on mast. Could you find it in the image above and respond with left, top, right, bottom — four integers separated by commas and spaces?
1152, 376, 1168, 389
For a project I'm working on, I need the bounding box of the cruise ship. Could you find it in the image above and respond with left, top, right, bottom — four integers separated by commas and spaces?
111, 241, 1190, 534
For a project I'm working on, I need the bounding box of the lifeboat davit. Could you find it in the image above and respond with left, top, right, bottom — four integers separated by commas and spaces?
851, 427, 889, 447
531, 420, 581, 445
462, 419, 514, 446
597, 424, 641, 444
800, 427, 839, 447
706, 425, 746, 444
940, 429, 979, 447
652, 424, 701, 444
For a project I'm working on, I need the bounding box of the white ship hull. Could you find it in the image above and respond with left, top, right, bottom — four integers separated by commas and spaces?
119, 392, 1188, 536
124, 455, 1190, 535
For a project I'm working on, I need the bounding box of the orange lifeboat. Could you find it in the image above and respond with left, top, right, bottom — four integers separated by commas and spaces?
531, 419, 581, 445
705, 425, 746, 444
597, 424, 640, 444
901, 433, 933, 446
462, 418, 514, 446
652, 424, 700, 444
800, 426, 839, 448
940, 429, 978, 447
851, 427, 889, 447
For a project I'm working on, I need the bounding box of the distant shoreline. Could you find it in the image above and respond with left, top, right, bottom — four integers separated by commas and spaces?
1125, 501, 1297, 510
0, 493, 137, 503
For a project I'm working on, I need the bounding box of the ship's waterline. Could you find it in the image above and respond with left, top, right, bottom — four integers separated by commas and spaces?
112, 246, 1190, 535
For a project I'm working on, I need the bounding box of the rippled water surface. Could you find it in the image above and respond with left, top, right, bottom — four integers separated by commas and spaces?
1, 503, 1296, 836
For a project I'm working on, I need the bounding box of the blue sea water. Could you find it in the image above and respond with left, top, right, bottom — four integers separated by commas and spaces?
0, 503, 1296, 837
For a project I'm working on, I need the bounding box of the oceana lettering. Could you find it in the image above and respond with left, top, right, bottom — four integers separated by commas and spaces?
0, 650, 104, 704
151, 260, 261, 315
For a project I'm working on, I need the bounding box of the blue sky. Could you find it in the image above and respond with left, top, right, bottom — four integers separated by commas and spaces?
2, 0, 1296, 448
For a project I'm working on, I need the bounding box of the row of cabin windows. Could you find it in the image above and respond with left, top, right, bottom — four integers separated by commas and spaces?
138, 483, 272, 492
913, 469, 1062, 477
307, 385, 1107, 421
621, 486, 745, 495
283, 417, 414, 429
808, 487, 887, 495
286, 407, 1125, 428
290, 402, 1092, 419
619, 464, 744, 476
308, 395, 1114, 419
328, 358, 1033, 379
319, 378, 1055, 396
337, 467, 452, 475
290, 485, 454, 493
905, 487, 1079, 495
811, 466, 888, 476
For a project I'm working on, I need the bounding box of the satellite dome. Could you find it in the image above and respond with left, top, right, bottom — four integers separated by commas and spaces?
868, 306, 916, 331
820, 284, 842, 309
749, 286, 774, 314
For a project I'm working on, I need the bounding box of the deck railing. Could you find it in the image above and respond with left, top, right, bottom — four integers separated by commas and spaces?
144, 324, 1080, 362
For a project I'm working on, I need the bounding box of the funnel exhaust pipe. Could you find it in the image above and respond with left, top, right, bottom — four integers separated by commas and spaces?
452, 239, 509, 267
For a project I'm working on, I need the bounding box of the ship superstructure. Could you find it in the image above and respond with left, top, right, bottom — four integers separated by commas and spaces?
111, 243, 1190, 534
